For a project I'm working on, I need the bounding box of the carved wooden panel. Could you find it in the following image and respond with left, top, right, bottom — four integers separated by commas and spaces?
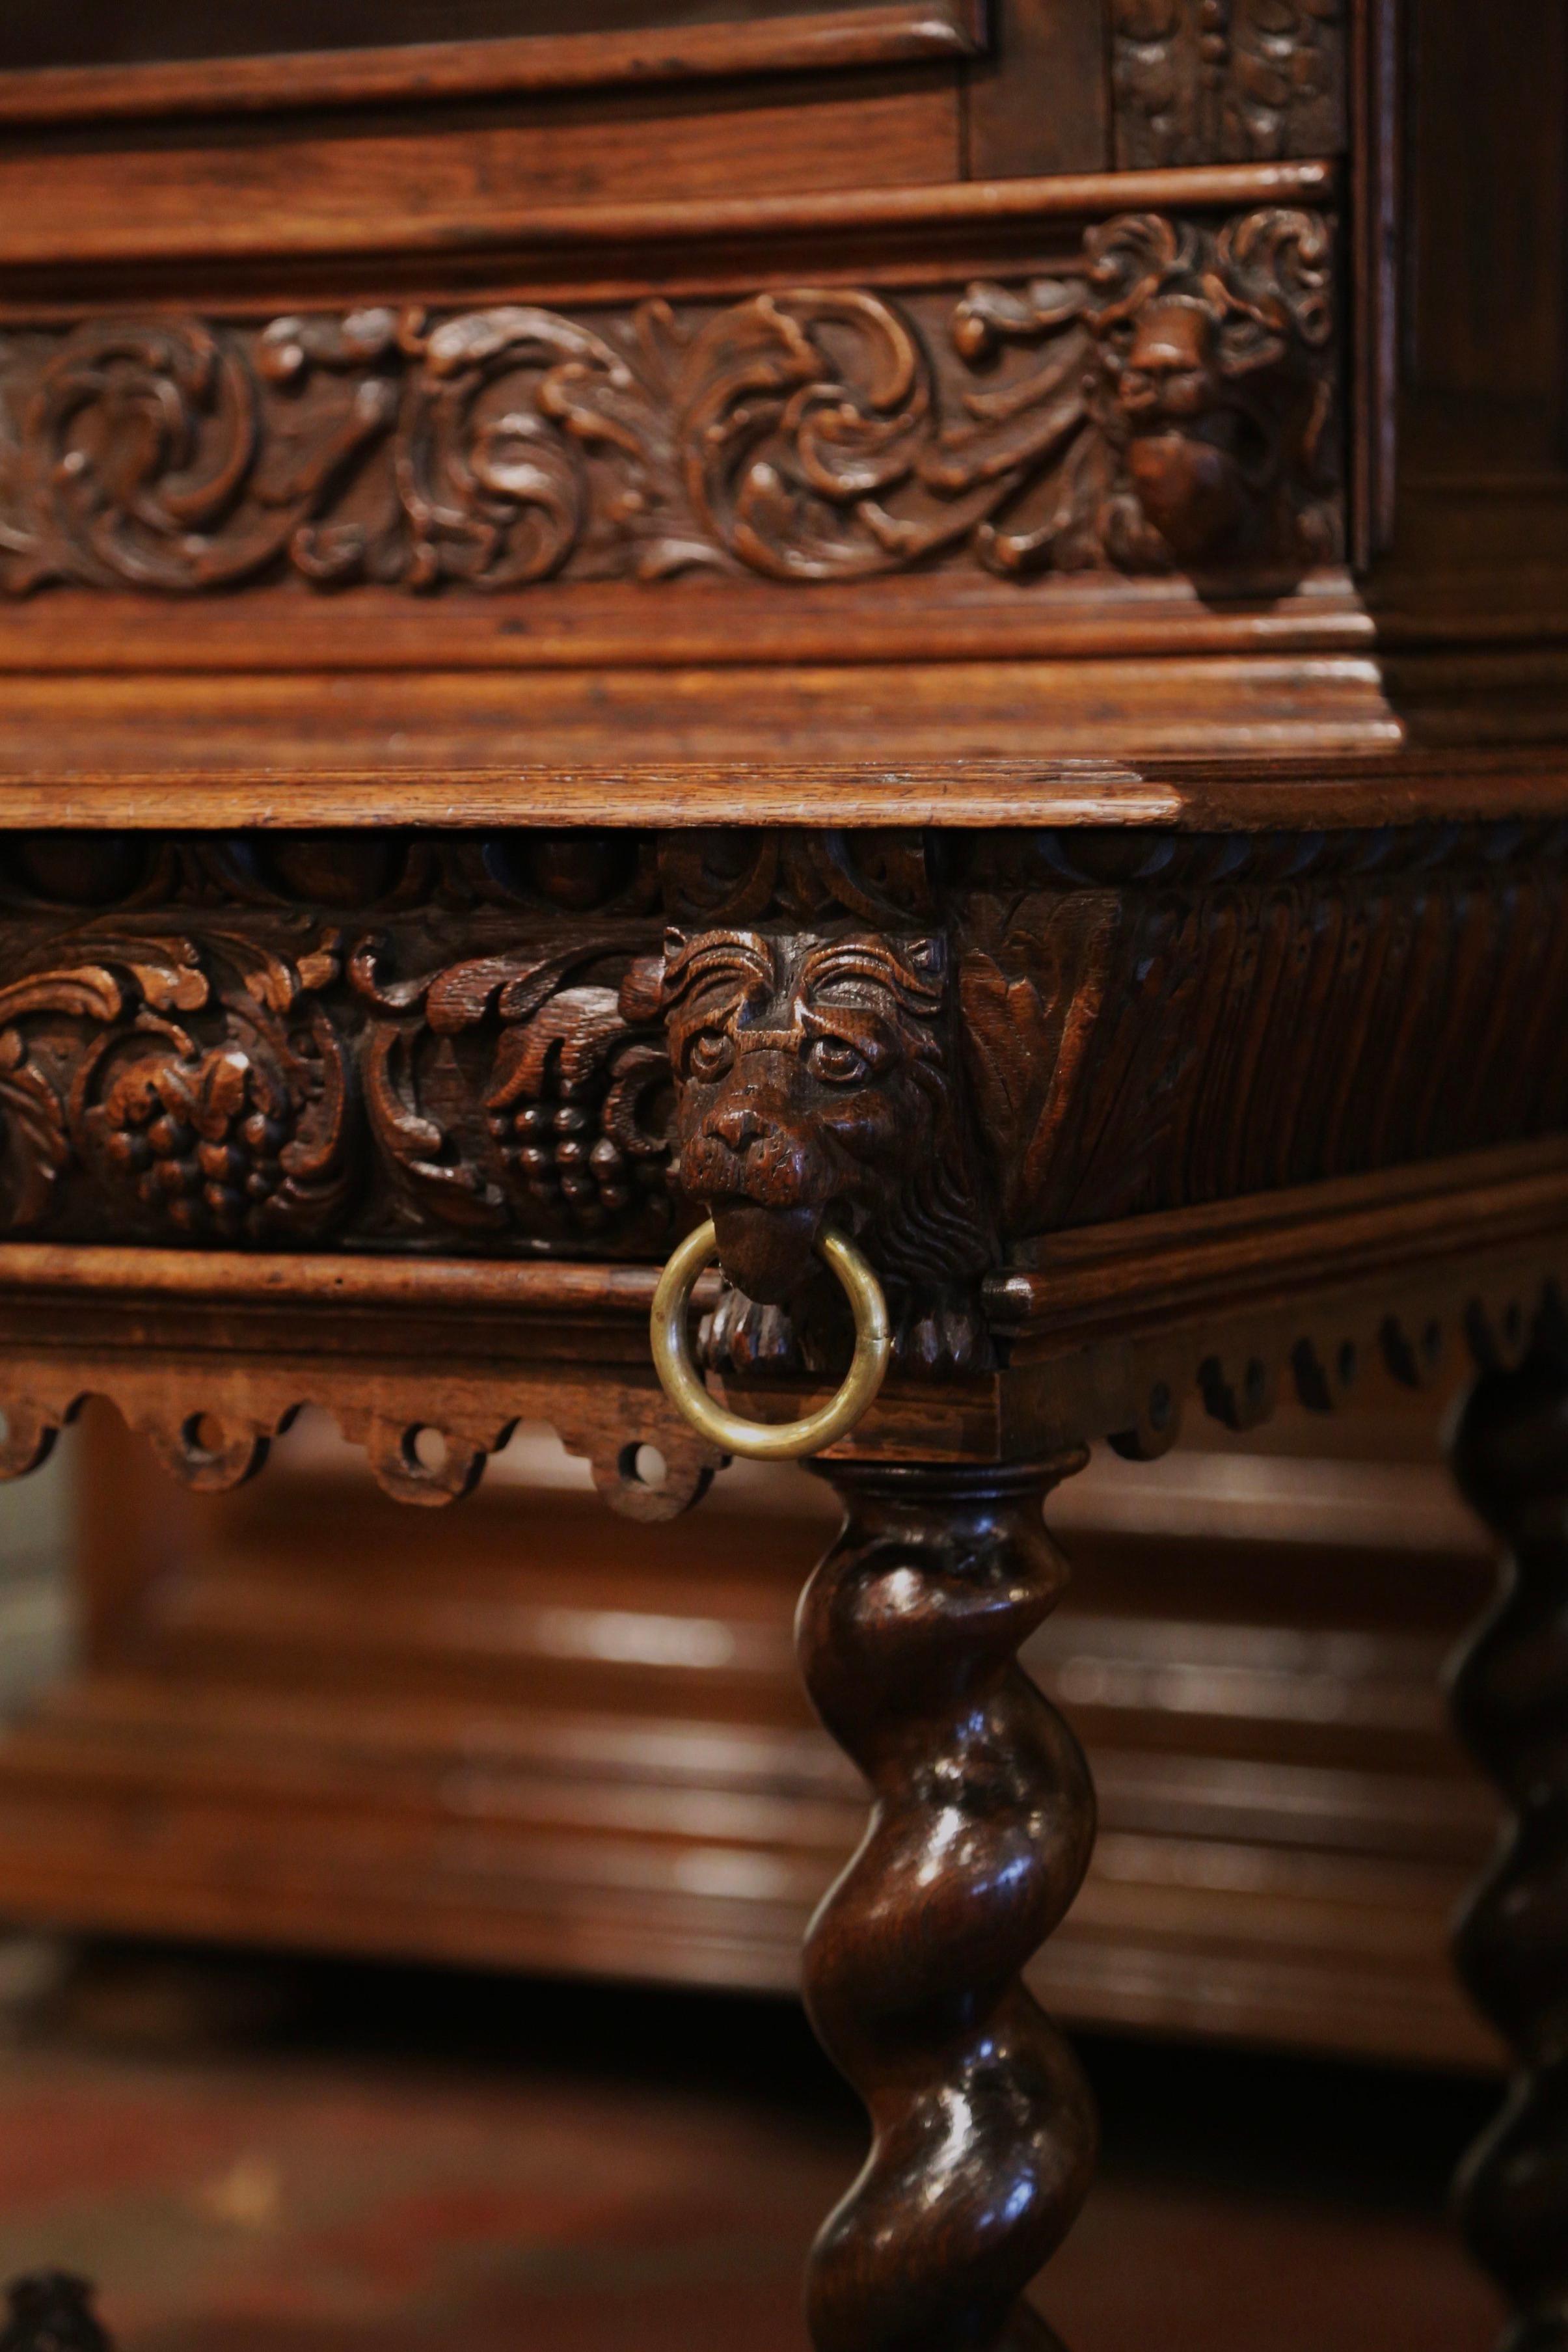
0, 207, 1340, 596
1113, 0, 1347, 169
951, 824, 1568, 1231
0, 824, 1563, 1288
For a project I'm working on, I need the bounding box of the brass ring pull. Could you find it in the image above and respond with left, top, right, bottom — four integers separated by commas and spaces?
651, 1218, 891, 1461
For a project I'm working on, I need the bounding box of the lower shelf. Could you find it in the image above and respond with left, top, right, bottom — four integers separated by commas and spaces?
0, 1387, 1505, 2071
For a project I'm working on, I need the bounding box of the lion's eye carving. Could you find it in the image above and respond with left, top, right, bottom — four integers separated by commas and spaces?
805, 1034, 871, 1087
686, 1028, 734, 1083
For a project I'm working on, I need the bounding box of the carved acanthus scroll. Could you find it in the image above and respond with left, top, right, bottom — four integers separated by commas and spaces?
0, 913, 675, 1256
0, 208, 1340, 595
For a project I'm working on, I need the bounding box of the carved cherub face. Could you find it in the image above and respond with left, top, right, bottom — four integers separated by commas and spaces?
660, 925, 966, 1303
1109, 296, 1221, 429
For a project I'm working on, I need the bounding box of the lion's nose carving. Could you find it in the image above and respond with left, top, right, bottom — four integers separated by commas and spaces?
711, 1105, 765, 1152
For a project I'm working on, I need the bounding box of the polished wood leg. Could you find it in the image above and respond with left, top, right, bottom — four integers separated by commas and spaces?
1449, 1344, 1568, 2352
798, 1458, 1097, 2352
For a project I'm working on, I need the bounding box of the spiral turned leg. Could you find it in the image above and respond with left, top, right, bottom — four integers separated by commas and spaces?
798, 1459, 1098, 2352
1449, 1346, 1568, 2352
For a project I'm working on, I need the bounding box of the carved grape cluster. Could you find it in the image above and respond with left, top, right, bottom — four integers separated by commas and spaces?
475, 975, 675, 1239
497, 1096, 633, 1219
491, 1092, 670, 1232
96, 1046, 299, 1239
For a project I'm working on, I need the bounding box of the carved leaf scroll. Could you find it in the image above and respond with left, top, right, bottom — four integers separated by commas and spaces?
0, 915, 677, 1255
0, 208, 1341, 597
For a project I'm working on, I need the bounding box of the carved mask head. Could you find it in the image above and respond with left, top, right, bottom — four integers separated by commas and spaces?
1115, 296, 1220, 426
658, 925, 991, 1304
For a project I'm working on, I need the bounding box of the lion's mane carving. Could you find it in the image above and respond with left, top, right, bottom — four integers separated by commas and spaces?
650, 925, 996, 1374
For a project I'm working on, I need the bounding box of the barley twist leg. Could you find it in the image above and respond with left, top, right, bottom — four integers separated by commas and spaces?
798, 1459, 1097, 2352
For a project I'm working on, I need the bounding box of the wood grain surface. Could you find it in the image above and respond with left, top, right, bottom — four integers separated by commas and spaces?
0, 3, 983, 124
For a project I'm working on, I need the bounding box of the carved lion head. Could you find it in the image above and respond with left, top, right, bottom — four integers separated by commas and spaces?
654, 925, 993, 1306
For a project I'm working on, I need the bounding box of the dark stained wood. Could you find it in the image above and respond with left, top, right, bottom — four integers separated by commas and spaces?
1448, 1333, 1568, 2352
1351, 0, 1399, 563
0, 214, 1339, 599
1111, 0, 1348, 169
0, 2, 1559, 2341
1375, 0, 1568, 723
0, 830, 1560, 1321
964, 0, 1110, 181
0, 6, 984, 126
1408, 0, 1567, 415
0, 159, 1331, 279
0, 0, 962, 70
0, 1139, 1560, 1494
800, 1457, 1096, 2352
0, 85, 967, 273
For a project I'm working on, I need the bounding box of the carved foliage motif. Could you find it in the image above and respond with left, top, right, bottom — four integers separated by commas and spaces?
0, 928, 353, 1245
0, 910, 675, 1256
0, 208, 1340, 595
953, 207, 1336, 571
1113, 0, 1347, 169
351, 930, 671, 1242
1, 824, 1565, 1280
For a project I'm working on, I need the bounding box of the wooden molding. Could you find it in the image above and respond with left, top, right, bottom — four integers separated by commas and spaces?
0, 1247, 719, 1518
0, 1142, 1560, 1489
11, 751, 1568, 833
0, 158, 1333, 272
986, 1141, 1568, 1462
0, 4, 986, 129
991, 1139, 1568, 1338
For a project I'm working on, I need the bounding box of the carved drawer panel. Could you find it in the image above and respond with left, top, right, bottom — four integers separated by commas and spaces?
0, 207, 1337, 602
0, 822, 1563, 1280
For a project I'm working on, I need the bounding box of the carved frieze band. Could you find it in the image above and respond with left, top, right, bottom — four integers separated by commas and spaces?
0, 824, 1563, 1295
0, 207, 1339, 594
1113, 1, 1346, 169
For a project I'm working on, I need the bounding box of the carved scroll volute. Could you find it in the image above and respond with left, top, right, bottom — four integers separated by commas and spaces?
0, 211, 1340, 599
649, 923, 999, 1379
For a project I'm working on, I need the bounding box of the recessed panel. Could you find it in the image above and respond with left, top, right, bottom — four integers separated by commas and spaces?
0, 1, 882, 72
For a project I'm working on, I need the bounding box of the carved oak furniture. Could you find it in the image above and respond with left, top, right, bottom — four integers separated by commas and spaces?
0, 1391, 1503, 2074
0, 4, 1563, 2350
